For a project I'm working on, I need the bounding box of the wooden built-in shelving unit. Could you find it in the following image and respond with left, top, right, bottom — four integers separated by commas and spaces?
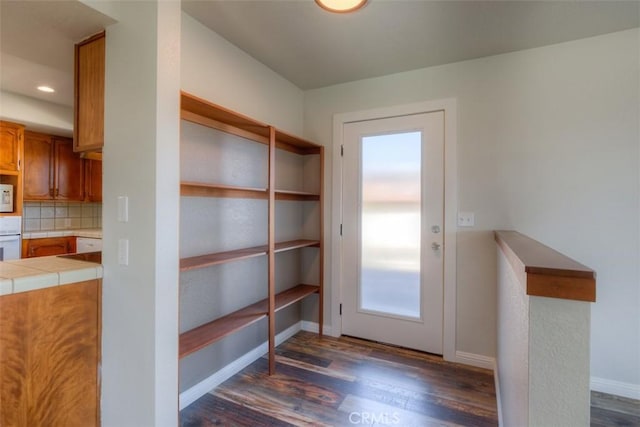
179, 91, 323, 375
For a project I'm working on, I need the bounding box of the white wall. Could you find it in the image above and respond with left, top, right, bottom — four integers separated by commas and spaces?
181, 13, 304, 136
0, 90, 73, 136
81, 1, 181, 425
304, 28, 640, 392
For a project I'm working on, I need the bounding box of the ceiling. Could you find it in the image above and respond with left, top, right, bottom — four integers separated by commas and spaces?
0, 0, 114, 107
0, 1, 638, 108
183, 0, 640, 90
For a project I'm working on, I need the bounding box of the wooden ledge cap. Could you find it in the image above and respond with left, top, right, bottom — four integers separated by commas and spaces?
495, 230, 596, 302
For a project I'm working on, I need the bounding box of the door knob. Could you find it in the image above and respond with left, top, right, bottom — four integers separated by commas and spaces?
432, 242, 441, 251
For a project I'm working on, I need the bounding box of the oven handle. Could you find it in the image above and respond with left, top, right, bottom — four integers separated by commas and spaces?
0, 235, 20, 242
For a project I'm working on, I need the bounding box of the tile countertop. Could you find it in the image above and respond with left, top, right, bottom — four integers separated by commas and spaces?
0, 256, 103, 296
22, 228, 103, 239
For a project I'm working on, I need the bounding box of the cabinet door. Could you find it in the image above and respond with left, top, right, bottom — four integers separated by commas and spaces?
23, 237, 76, 258
54, 138, 85, 201
0, 121, 23, 172
23, 131, 53, 201
0, 280, 100, 427
85, 160, 102, 202
74, 32, 105, 152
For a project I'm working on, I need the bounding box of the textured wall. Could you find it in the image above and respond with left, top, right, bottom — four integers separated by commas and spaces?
496, 248, 529, 427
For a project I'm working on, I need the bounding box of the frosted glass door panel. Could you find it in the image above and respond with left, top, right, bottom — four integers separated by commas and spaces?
360, 132, 421, 318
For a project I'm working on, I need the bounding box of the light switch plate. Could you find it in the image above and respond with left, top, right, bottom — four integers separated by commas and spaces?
117, 196, 129, 222
118, 238, 129, 265
458, 211, 475, 227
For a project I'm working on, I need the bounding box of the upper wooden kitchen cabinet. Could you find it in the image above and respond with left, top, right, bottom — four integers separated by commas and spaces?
24, 131, 84, 202
84, 159, 102, 202
74, 32, 105, 152
0, 120, 23, 172
0, 121, 24, 216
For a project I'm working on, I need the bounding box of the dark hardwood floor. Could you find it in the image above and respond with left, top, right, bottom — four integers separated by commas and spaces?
181, 331, 640, 426
590, 391, 640, 427
180, 331, 498, 426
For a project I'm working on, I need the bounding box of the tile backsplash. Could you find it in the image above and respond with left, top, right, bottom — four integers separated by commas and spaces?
23, 202, 102, 232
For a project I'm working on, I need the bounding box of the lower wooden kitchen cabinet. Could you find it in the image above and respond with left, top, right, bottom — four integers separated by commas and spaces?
0, 279, 101, 427
21, 236, 77, 258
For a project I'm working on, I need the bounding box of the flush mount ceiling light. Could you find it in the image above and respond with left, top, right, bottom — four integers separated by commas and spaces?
315, 0, 367, 13
37, 86, 55, 93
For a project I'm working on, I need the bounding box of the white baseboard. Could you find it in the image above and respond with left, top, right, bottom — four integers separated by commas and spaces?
591, 376, 640, 400
454, 350, 495, 370
178, 321, 303, 410
301, 320, 334, 337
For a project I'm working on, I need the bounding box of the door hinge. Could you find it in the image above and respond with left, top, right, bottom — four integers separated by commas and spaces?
340, 224, 343, 236
341, 145, 344, 157
339, 303, 342, 316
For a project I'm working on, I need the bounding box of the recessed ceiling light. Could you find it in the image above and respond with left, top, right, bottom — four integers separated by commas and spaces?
37, 86, 55, 93
315, 0, 367, 13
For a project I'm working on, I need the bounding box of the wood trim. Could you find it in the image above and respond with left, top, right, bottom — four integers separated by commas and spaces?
527, 273, 596, 303
495, 230, 596, 302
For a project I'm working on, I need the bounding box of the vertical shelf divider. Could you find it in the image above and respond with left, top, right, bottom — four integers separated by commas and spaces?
267, 126, 276, 375
319, 146, 325, 337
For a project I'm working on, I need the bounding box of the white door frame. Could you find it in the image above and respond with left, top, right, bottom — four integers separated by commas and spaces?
331, 99, 457, 362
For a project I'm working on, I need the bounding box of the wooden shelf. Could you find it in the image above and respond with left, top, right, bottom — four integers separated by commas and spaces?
180, 245, 268, 271
275, 129, 321, 155
180, 239, 320, 271
0, 170, 19, 176
179, 284, 319, 358
181, 91, 322, 155
275, 190, 320, 201
180, 183, 318, 201
179, 302, 267, 359
181, 182, 268, 199
181, 92, 270, 143
275, 239, 320, 252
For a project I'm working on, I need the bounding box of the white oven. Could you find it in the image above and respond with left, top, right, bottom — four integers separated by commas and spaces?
0, 216, 21, 261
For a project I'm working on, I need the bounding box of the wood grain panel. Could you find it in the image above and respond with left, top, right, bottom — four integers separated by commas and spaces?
0, 280, 100, 426
74, 32, 105, 152
0, 292, 29, 427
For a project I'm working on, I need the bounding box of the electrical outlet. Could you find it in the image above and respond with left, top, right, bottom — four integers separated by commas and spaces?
457, 212, 475, 227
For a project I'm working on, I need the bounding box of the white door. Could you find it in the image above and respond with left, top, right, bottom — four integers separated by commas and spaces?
342, 111, 444, 354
